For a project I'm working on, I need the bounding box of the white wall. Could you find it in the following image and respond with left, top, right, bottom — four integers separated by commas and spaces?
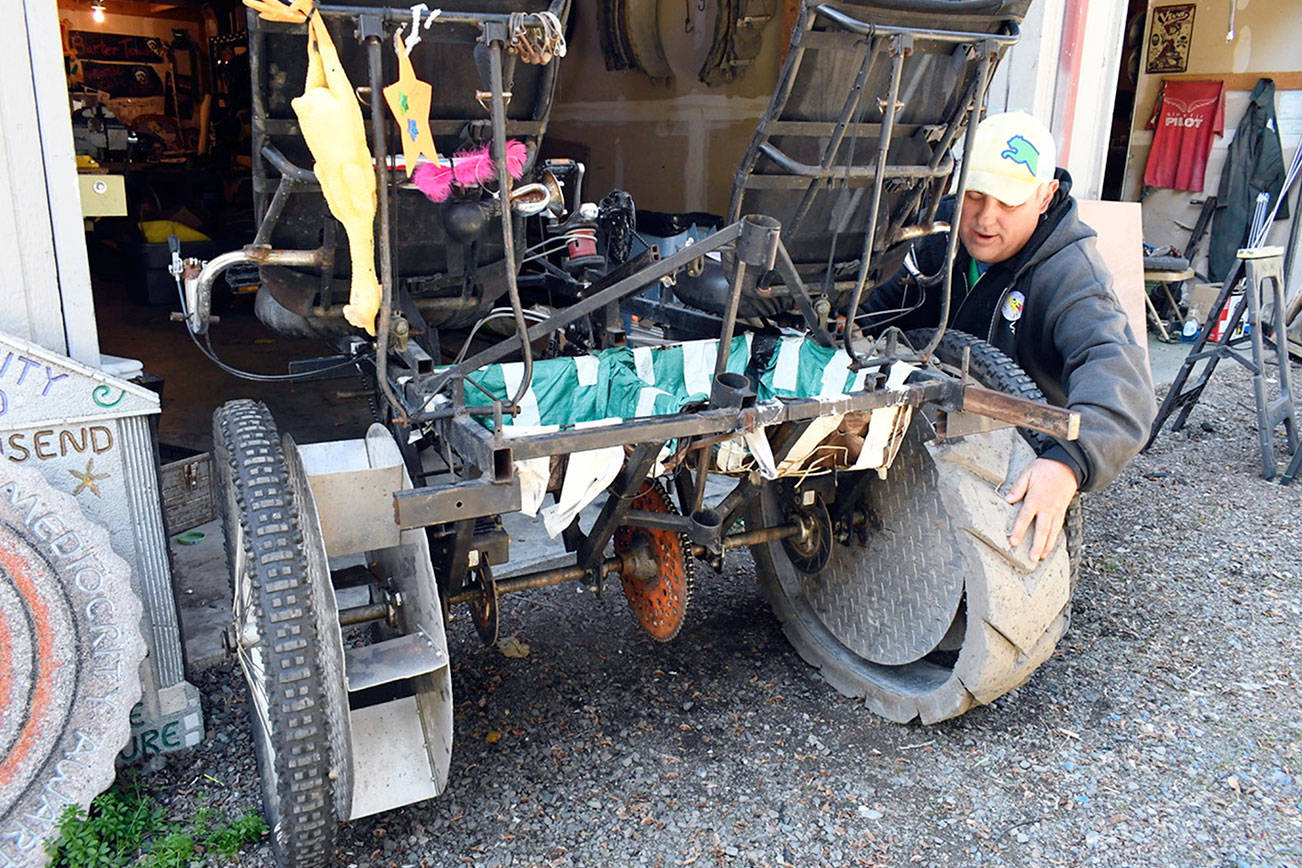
2, 0, 99, 366
989, 0, 1127, 200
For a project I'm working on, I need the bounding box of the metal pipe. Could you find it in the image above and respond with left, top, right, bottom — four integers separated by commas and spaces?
338, 602, 388, 626
252, 177, 297, 247
444, 556, 624, 605
813, 5, 1020, 45
189, 246, 331, 335
715, 260, 749, 376
920, 42, 994, 360
260, 144, 318, 184
443, 523, 802, 605
729, 5, 819, 224
705, 523, 801, 553
529, 0, 571, 138
488, 37, 534, 411
366, 31, 407, 423
844, 34, 908, 367
758, 143, 953, 180
248, 20, 269, 205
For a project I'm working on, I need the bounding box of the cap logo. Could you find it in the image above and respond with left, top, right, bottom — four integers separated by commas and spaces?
1000, 134, 1039, 177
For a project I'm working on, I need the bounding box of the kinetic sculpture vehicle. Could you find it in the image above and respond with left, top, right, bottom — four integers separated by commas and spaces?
183, 0, 1080, 864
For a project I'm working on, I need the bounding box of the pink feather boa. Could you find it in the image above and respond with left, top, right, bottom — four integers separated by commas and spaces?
412, 140, 528, 203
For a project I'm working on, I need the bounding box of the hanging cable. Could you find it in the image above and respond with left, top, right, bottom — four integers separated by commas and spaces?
173, 268, 370, 383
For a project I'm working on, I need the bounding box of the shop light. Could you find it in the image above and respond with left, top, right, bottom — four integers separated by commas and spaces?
91, 1, 106, 23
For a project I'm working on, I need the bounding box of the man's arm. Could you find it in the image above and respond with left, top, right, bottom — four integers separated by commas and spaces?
1048, 280, 1156, 493
1005, 241, 1155, 559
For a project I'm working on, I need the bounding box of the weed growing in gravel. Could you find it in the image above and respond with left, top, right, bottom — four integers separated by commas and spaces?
43, 776, 267, 867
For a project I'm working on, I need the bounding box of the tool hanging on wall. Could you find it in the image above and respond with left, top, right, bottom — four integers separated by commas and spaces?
243, 0, 383, 335
383, 32, 440, 177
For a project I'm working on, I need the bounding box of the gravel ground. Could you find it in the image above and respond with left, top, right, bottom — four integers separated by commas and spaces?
140, 359, 1301, 867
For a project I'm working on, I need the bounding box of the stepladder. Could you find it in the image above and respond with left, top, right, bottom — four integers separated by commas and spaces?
1146, 246, 1301, 481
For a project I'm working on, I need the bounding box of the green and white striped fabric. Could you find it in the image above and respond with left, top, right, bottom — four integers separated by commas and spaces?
461, 334, 871, 429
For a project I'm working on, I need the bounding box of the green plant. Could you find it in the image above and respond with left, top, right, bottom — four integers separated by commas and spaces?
205, 811, 267, 858
44, 777, 267, 867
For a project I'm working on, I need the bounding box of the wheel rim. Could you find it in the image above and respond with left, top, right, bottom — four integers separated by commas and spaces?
755, 472, 958, 696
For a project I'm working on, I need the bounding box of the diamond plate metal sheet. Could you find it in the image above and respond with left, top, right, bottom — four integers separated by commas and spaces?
800, 420, 965, 666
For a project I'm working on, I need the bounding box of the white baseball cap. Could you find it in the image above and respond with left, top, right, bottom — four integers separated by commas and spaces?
964, 111, 1057, 206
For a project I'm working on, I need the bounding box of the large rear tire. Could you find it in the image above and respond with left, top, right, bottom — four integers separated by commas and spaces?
750, 330, 1075, 723
214, 400, 348, 867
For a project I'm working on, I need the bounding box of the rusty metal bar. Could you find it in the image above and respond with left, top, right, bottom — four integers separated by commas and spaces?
698, 524, 801, 555
338, 602, 388, 626
444, 523, 803, 606
962, 384, 1081, 441
444, 555, 624, 605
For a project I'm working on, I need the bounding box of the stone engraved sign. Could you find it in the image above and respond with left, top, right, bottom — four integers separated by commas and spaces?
0, 463, 146, 867
0, 331, 203, 767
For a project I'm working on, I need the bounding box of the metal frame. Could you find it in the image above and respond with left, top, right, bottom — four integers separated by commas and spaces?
203, 0, 1078, 614
724, 3, 1017, 365
192, 3, 1091, 844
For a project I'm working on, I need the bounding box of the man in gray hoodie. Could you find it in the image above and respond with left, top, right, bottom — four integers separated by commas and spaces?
861, 111, 1155, 563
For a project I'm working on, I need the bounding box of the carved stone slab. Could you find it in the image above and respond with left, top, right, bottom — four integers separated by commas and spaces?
0, 463, 145, 867
0, 330, 200, 759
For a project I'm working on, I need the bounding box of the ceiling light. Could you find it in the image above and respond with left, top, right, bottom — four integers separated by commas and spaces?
91, 2, 106, 23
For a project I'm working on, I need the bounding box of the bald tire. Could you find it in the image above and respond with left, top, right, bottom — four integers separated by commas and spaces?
750, 331, 1074, 724
214, 400, 340, 868
0, 464, 146, 867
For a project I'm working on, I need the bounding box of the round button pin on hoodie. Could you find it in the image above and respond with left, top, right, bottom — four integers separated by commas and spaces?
1001, 290, 1026, 322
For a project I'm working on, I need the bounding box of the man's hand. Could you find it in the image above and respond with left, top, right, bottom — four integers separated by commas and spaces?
1005, 458, 1078, 561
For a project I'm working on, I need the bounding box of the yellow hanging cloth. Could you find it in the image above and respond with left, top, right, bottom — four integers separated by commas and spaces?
244, 0, 382, 335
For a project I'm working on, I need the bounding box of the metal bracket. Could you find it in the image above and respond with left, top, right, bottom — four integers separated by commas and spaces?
575, 442, 664, 586
356, 11, 386, 42
394, 478, 522, 529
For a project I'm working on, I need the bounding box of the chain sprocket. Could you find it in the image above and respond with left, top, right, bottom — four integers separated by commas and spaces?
782, 491, 833, 577
466, 562, 499, 646
612, 480, 694, 642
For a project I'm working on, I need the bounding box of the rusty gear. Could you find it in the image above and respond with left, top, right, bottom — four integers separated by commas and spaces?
612, 481, 694, 642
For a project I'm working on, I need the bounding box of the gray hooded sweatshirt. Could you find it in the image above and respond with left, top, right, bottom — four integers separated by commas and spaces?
861, 170, 1156, 491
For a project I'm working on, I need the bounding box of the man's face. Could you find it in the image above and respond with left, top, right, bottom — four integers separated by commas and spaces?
957, 181, 1058, 264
